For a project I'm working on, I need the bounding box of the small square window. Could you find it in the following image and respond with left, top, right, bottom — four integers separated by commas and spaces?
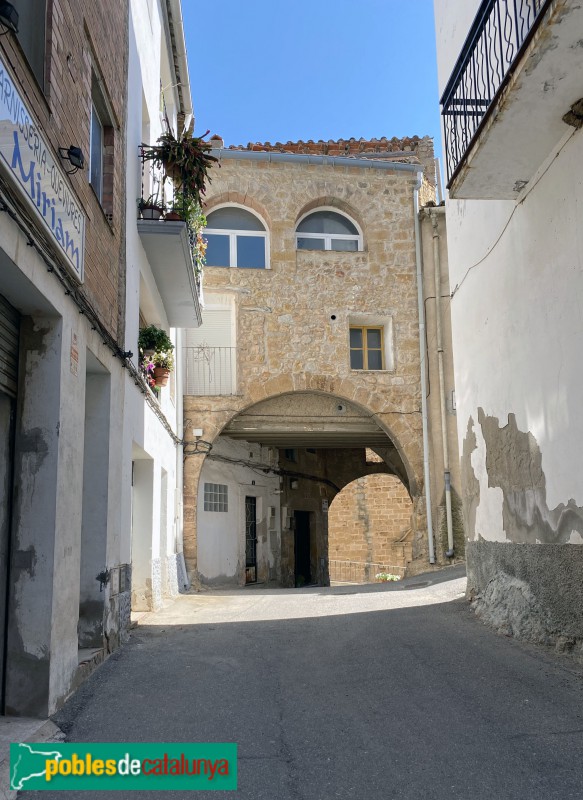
350, 326, 384, 370
204, 483, 228, 512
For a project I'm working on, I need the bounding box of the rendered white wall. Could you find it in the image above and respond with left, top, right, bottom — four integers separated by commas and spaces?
197, 438, 281, 583
434, 0, 583, 542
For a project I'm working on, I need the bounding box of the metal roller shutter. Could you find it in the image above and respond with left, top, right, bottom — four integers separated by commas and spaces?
0, 294, 20, 398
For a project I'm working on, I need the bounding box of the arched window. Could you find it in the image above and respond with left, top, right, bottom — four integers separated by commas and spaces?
205, 206, 268, 269
296, 209, 362, 252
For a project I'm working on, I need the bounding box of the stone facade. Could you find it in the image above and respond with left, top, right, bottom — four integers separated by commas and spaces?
183, 137, 460, 586
328, 475, 413, 582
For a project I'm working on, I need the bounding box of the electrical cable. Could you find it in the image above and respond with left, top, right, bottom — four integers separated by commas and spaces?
450, 128, 577, 300
0, 178, 183, 445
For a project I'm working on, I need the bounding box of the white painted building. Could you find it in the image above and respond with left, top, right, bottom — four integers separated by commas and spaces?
0, 0, 201, 717
197, 437, 281, 585
125, 0, 202, 610
434, 0, 583, 643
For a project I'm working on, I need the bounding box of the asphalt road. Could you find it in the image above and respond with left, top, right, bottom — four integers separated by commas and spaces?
19, 566, 583, 799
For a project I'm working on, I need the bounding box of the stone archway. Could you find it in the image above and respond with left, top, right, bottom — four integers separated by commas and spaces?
328, 474, 414, 584
183, 387, 427, 586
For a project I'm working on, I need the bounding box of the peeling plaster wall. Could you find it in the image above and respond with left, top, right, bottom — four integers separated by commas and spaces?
435, 0, 583, 644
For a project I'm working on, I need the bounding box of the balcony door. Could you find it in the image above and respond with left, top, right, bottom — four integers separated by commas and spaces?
185, 309, 234, 395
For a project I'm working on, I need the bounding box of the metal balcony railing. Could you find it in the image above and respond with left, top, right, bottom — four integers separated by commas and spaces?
328, 560, 406, 584
441, 0, 551, 185
184, 346, 236, 395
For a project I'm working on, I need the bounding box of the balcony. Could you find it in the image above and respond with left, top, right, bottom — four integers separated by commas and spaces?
184, 346, 237, 395
441, 0, 583, 199
137, 218, 202, 327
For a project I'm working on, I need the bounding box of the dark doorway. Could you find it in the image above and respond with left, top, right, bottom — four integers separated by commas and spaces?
245, 496, 257, 584
294, 511, 311, 587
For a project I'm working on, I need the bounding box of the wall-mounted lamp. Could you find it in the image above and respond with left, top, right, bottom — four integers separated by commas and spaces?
59, 145, 85, 174
0, 2, 18, 35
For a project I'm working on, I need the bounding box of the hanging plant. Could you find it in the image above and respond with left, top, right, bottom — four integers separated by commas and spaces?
140, 126, 218, 207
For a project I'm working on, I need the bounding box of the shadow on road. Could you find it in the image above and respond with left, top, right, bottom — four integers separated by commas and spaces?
18, 574, 583, 800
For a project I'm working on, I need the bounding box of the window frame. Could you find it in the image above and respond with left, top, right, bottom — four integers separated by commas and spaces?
350, 325, 385, 371
205, 203, 270, 269
295, 207, 363, 252
15, 0, 48, 90
89, 100, 104, 203
203, 482, 229, 512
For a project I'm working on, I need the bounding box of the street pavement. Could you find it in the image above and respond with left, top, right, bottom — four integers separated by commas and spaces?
19, 565, 583, 799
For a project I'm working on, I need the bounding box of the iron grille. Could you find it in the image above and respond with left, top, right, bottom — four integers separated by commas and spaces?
440, 0, 551, 185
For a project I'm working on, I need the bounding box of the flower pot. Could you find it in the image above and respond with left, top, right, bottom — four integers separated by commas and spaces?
142, 348, 155, 359
140, 205, 164, 220
164, 210, 183, 221
153, 367, 170, 387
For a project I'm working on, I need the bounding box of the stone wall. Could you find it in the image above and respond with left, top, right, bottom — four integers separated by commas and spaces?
328, 475, 413, 582
183, 144, 451, 582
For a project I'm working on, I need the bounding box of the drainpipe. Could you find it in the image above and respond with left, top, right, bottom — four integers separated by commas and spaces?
175, 328, 190, 589
413, 171, 435, 564
429, 209, 454, 558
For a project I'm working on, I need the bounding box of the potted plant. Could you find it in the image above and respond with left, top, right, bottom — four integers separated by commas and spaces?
164, 206, 184, 222
152, 350, 174, 387
140, 125, 218, 207
138, 325, 174, 359
138, 195, 165, 220
375, 572, 402, 582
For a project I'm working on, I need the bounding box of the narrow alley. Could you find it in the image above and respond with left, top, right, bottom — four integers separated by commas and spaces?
20, 567, 583, 800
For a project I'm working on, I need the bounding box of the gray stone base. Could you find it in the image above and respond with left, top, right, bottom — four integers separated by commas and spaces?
151, 557, 162, 610
166, 554, 179, 597
467, 540, 583, 649
118, 590, 131, 643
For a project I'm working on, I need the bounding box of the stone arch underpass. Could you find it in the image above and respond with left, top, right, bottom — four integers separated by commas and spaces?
183, 389, 428, 588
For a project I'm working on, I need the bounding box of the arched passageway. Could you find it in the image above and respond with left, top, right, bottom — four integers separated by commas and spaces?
189, 390, 425, 588
328, 473, 414, 584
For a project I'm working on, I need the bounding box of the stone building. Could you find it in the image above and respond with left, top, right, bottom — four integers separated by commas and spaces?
0, 0, 199, 717
183, 136, 461, 587
434, 0, 583, 644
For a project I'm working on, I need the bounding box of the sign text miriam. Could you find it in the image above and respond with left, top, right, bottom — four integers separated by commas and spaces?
0, 57, 85, 280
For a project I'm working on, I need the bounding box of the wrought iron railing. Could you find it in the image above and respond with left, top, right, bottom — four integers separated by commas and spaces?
184, 346, 237, 395
328, 560, 406, 584
441, 0, 551, 185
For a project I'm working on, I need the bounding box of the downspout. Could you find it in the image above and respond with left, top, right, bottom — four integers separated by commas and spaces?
413, 171, 435, 564
429, 209, 454, 558
175, 328, 190, 590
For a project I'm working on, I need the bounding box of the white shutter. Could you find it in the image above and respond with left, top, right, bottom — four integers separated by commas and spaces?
184, 310, 234, 395
185, 309, 231, 347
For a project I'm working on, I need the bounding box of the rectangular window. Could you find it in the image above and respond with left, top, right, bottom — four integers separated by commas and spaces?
16, 0, 47, 88
90, 102, 104, 202
237, 236, 266, 268
205, 234, 230, 267
350, 326, 384, 370
284, 449, 297, 462
89, 72, 114, 217
204, 483, 228, 512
